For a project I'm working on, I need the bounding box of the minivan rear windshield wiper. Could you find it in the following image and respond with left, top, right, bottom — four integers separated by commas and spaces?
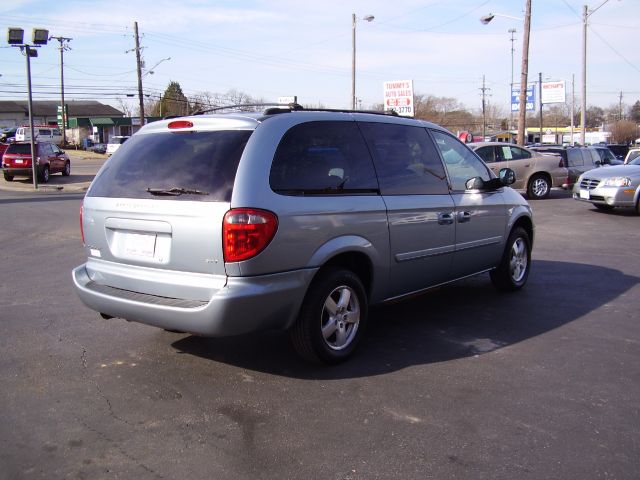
146, 187, 209, 196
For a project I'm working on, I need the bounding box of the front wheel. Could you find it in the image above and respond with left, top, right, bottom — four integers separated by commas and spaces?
527, 174, 550, 199
62, 161, 71, 176
290, 267, 368, 364
490, 227, 531, 291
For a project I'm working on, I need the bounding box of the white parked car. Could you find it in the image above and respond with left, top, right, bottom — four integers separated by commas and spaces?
106, 136, 130, 155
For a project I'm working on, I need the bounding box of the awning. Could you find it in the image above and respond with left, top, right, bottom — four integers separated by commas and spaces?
90, 117, 115, 126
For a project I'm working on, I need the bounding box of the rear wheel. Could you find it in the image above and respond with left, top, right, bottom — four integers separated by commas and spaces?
62, 161, 71, 176
527, 174, 550, 199
39, 165, 50, 183
3, 172, 13, 182
490, 227, 531, 291
290, 267, 367, 364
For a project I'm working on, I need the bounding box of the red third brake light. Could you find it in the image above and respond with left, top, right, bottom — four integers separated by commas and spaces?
223, 208, 278, 262
167, 120, 194, 129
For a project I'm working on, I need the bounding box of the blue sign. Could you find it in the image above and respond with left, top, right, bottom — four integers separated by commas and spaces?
511, 85, 536, 112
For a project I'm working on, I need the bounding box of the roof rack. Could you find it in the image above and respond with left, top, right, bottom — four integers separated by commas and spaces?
192, 103, 304, 115
192, 103, 400, 117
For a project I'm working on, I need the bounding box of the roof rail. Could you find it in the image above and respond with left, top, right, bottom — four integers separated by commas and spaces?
192, 103, 304, 115
191, 103, 400, 117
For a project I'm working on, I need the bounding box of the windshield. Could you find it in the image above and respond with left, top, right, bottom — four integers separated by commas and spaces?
88, 130, 252, 202
625, 150, 640, 164
628, 156, 640, 166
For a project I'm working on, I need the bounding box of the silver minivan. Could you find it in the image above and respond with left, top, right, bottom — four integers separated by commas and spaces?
73, 107, 534, 364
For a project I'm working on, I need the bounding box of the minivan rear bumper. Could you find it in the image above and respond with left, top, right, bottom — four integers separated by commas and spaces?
72, 264, 316, 336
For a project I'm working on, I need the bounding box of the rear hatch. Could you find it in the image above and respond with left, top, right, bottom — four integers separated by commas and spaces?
82, 117, 257, 300
2, 143, 33, 168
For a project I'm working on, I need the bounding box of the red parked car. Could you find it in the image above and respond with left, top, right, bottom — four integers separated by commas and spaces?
2, 141, 70, 183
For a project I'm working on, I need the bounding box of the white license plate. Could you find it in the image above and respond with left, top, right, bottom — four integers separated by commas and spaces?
123, 232, 157, 258
15, 159, 24, 164
579, 189, 590, 199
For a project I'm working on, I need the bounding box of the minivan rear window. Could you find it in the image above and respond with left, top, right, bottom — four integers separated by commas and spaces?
87, 130, 252, 202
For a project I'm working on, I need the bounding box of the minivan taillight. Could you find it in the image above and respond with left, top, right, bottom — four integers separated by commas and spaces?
223, 208, 278, 262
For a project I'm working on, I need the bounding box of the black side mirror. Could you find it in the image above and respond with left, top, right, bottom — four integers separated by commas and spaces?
499, 167, 516, 185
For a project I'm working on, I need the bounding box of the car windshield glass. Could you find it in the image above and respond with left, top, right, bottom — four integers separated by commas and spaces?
6, 144, 31, 155
628, 157, 640, 166
87, 130, 252, 202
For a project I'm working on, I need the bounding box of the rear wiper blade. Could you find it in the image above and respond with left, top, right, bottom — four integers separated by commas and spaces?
146, 187, 209, 196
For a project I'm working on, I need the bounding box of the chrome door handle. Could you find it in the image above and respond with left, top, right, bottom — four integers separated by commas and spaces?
438, 213, 454, 225
457, 211, 471, 223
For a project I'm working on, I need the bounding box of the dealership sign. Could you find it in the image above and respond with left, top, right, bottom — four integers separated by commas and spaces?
511, 84, 536, 112
383, 80, 414, 116
541, 81, 566, 104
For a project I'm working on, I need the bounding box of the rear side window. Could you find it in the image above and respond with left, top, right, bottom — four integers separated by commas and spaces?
359, 122, 449, 195
566, 149, 584, 167
270, 121, 378, 194
474, 146, 496, 164
88, 130, 252, 202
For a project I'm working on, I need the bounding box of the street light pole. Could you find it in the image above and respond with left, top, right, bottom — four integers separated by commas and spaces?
480, 4, 530, 146
351, 13, 374, 110
8, 27, 49, 190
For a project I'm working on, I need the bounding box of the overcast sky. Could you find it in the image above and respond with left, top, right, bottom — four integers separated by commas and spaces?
1, 0, 638, 116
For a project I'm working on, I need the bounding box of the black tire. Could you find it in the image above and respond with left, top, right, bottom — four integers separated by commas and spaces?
635, 198, 640, 216
527, 174, 550, 199
39, 165, 50, 183
594, 204, 614, 211
290, 267, 368, 364
3, 172, 13, 182
62, 161, 71, 176
490, 227, 531, 292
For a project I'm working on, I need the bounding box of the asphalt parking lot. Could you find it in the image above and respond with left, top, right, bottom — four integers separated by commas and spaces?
0, 178, 638, 479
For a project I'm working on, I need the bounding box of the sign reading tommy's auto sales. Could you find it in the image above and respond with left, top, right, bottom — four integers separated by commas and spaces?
383, 80, 414, 116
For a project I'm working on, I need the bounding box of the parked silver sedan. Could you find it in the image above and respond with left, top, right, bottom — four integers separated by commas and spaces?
573, 156, 640, 214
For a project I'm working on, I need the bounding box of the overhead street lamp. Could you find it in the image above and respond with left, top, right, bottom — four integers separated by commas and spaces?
581, 0, 613, 146
480, 3, 531, 146
143, 56, 171, 78
7, 27, 49, 189
352, 13, 374, 110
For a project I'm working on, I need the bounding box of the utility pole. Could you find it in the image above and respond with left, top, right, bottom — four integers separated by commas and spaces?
50, 36, 72, 146
539, 72, 543, 144
508, 28, 517, 132
517, 0, 532, 145
479, 75, 491, 139
619, 91, 623, 120
571, 74, 575, 145
134, 21, 145, 126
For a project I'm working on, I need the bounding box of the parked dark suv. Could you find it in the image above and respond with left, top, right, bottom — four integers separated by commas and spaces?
530, 145, 615, 189
73, 107, 534, 364
2, 141, 70, 182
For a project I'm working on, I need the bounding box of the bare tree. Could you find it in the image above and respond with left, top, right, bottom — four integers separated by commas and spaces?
116, 97, 135, 117
611, 120, 638, 143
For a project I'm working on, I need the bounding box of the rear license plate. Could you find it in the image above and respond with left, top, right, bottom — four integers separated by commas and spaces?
580, 189, 590, 199
15, 159, 24, 164
123, 232, 157, 258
